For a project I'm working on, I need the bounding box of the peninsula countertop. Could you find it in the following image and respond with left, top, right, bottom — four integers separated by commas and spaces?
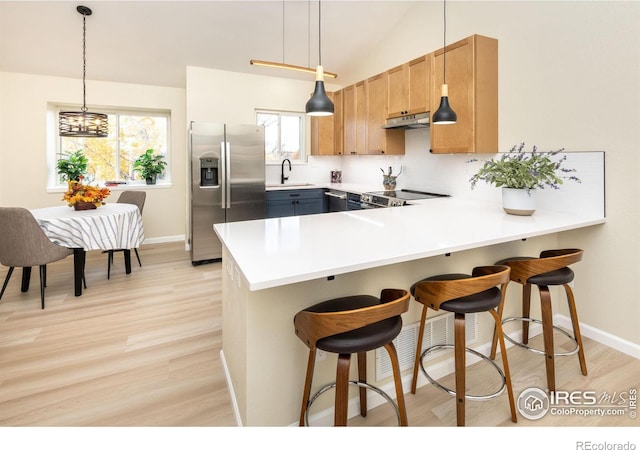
213, 197, 605, 291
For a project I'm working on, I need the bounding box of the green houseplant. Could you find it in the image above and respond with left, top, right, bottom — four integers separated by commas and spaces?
57, 149, 88, 182
133, 148, 167, 185
468, 143, 580, 215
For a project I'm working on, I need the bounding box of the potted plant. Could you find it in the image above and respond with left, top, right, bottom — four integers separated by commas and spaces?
468, 143, 580, 215
57, 149, 88, 182
133, 148, 167, 185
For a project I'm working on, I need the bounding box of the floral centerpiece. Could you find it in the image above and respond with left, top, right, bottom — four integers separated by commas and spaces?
63, 176, 111, 210
468, 143, 580, 215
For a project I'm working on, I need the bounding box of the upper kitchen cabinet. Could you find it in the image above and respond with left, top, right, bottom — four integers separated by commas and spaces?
367, 73, 405, 155
386, 54, 431, 119
343, 82, 367, 155
310, 90, 344, 156
333, 89, 344, 155
430, 34, 498, 154
310, 92, 335, 156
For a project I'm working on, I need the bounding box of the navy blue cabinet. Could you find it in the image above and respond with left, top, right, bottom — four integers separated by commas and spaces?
266, 189, 327, 218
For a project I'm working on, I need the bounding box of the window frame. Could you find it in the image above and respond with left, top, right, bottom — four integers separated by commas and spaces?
48, 105, 171, 191
256, 109, 307, 165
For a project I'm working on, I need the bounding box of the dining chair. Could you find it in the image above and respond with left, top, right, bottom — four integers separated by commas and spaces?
106, 191, 146, 279
0, 207, 74, 309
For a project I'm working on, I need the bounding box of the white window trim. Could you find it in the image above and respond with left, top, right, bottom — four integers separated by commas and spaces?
256, 109, 308, 165
47, 104, 172, 192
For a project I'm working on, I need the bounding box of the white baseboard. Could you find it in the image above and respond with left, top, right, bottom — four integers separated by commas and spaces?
555, 314, 640, 359
220, 349, 243, 427
142, 235, 185, 245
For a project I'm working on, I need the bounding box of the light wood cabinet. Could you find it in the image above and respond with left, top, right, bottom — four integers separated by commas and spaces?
367, 73, 404, 155
333, 89, 343, 155
310, 90, 344, 156
310, 92, 335, 156
343, 83, 367, 155
386, 54, 431, 119
430, 34, 498, 154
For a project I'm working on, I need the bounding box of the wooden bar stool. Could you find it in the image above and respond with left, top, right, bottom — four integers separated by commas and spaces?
294, 288, 410, 426
410, 265, 517, 426
490, 248, 587, 393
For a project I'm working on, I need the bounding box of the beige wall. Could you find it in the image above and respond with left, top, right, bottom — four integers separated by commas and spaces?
0, 71, 187, 242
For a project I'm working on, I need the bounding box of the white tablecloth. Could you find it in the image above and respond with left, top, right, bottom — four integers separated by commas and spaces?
31, 203, 144, 251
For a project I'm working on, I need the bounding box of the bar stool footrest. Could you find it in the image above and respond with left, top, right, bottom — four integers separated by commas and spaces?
419, 344, 506, 401
501, 316, 579, 356
305, 380, 402, 426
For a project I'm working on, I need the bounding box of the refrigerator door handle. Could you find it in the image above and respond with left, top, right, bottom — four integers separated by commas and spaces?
225, 143, 231, 209
220, 142, 227, 209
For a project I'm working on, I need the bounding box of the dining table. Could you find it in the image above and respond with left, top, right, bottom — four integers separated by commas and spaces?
30, 203, 145, 296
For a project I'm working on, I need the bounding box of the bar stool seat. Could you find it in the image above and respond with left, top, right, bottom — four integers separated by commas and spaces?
410, 266, 517, 426
490, 249, 587, 393
294, 289, 410, 426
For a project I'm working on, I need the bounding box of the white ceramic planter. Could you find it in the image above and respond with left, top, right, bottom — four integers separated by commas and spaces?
502, 188, 536, 216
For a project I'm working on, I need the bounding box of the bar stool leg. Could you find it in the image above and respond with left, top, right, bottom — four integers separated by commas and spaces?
564, 284, 588, 376
335, 353, 351, 426
454, 312, 466, 427
299, 349, 317, 426
385, 342, 408, 426
357, 352, 367, 417
490, 308, 517, 422
539, 286, 556, 392
522, 284, 532, 344
411, 305, 429, 394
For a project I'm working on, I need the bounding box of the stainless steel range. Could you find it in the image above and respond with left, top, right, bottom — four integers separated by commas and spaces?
360, 189, 449, 208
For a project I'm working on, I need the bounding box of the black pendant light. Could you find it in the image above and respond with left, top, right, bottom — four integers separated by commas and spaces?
433, 0, 457, 125
59, 5, 108, 138
306, 0, 334, 116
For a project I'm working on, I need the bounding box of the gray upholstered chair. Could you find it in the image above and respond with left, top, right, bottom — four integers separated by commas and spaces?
0, 207, 73, 309
106, 191, 146, 279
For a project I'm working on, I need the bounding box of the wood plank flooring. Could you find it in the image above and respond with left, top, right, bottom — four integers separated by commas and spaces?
1, 242, 638, 428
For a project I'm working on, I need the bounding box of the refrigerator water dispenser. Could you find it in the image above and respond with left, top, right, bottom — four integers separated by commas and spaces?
200, 157, 219, 187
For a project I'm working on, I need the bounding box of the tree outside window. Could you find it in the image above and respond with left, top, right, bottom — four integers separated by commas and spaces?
256, 110, 304, 163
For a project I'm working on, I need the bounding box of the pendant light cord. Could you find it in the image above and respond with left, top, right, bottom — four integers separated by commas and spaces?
81, 12, 88, 112
443, 0, 447, 85
318, 0, 322, 66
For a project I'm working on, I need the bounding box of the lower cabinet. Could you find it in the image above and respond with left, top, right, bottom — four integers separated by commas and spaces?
266, 189, 327, 218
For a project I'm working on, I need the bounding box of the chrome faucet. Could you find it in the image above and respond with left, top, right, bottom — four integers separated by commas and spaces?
281, 158, 291, 184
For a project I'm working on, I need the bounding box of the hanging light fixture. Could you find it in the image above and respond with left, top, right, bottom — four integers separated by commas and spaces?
249, 0, 336, 78
305, 0, 334, 116
432, 0, 457, 125
59, 5, 108, 138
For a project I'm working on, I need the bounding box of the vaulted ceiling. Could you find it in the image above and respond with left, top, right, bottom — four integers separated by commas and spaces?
0, 1, 419, 88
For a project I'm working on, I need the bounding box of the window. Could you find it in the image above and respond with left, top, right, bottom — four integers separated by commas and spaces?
52, 107, 170, 187
256, 110, 305, 163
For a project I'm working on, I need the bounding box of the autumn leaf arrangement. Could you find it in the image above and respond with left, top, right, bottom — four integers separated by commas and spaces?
62, 175, 111, 208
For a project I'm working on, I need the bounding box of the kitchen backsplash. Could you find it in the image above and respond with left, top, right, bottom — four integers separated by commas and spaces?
265, 127, 604, 218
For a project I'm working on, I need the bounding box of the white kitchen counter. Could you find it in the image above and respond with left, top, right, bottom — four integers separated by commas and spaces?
214, 196, 605, 426
214, 197, 605, 291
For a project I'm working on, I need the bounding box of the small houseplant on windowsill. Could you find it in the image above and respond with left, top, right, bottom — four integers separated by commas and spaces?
468, 143, 581, 215
133, 148, 167, 185
57, 149, 88, 182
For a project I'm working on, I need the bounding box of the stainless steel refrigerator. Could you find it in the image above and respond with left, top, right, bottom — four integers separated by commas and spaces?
189, 122, 266, 264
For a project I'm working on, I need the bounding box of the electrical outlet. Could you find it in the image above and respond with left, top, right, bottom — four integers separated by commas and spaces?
316, 350, 327, 362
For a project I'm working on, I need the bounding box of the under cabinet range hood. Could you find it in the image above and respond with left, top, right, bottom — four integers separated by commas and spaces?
382, 112, 430, 129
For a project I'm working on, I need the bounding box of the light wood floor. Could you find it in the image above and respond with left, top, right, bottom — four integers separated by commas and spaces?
1, 242, 638, 427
